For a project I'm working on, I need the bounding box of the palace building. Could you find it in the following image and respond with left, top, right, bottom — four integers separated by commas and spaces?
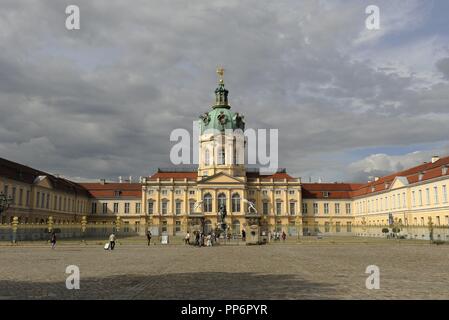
1, 73, 449, 239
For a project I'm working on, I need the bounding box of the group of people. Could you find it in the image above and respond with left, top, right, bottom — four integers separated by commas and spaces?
270, 230, 287, 242
185, 231, 216, 247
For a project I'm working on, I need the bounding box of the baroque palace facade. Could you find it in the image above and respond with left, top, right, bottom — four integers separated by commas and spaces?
2, 75, 449, 238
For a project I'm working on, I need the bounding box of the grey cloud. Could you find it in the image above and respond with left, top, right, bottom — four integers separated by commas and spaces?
0, 0, 448, 182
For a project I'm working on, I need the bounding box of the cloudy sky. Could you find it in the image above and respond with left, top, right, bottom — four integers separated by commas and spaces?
1, 0, 449, 183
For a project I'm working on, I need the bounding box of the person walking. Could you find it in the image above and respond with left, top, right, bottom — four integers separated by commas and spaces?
109, 232, 116, 250
195, 231, 200, 247
185, 232, 190, 245
282, 231, 286, 242
206, 233, 212, 247
241, 229, 246, 242
146, 230, 152, 246
50, 231, 57, 249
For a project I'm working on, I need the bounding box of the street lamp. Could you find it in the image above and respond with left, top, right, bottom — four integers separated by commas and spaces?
0, 192, 14, 218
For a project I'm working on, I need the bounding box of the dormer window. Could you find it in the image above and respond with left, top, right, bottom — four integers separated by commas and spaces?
384, 183, 389, 189
114, 190, 122, 197
371, 186, 375, 192
418, 172, 424, 181
442, 166, 448, 175
323, 191, 329, 198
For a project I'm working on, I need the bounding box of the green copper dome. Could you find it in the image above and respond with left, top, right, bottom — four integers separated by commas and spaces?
199, 81, 245, 134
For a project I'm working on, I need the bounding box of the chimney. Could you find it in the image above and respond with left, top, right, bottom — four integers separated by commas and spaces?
374, 176, 379, 182
119, 176, 122, 183
100, 179, 106, 185
432, 155, 440, 164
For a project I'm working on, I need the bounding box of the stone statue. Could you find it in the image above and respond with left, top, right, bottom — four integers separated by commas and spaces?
219, 204, 227, 223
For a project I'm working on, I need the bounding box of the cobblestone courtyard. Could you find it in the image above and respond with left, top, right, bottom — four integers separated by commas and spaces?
1, 239, 449, 299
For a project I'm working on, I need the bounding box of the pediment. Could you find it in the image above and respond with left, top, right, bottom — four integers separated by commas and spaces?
389, 176, 408, 190
199, 172, 244, 185
33, 175, 53, 189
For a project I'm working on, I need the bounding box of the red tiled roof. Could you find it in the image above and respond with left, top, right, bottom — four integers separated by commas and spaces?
0, 157, 90, 196
149, 172, 198, 180
351, 155, 449, 197
246, 172, 296, 181
302, 183, 362, 199
79, 183, 142, 198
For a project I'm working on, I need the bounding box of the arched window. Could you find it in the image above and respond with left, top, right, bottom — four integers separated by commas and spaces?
232, 193, 240, 212
204, 149, 210, 166
161, 199, 169, 215
204, 220, 212, 234
217, 193, 226, 211
232, 220, 240, 235
218, 148, 225, 165
203, 193, 212, 212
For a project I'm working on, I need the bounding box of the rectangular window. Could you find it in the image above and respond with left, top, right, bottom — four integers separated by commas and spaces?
412, 191, 416, 206
324, 222, 330, 233
12, 187, 16, 205
263, 202, 269, 215
302, 203, 308, 215
46, 194, 50, 209
136, 202, 141, 214
289, 190, 295, 195
345, 203, 351, 214
324, 203, 329, 214
426, 188, 430, 205
91, 202, 97, 214
175, 201, 181, 215
402, 192, 406, 208
19, 189, 23, 206
276, 202, 282, 215
102, 203, 108, 214
175, 220, 181, 232
418, 190, 423, 206
162, 201, 168, 215
58, 196, 62, 211
189, 190, 195, 195
189, 201, 195, 214
346, 222, 352, 233
36, 192, 40, 207
161, 190, 168, 196
313, 203, 318, 215
113, 203, 119, 213
335, 203, 340, 214
148, 201, 154, 214
124, 202, 130, 214
443, 185, 448, 203
26, 190, 30, 206
289, 202, 295, 215
434, 186, 439, 204
336, 222, 341, 233
175, 189, 182, 195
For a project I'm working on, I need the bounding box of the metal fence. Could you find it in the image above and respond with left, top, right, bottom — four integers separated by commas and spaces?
0, 223, 140, 242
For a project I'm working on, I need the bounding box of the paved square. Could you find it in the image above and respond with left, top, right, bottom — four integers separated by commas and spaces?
1, 239, 448, 299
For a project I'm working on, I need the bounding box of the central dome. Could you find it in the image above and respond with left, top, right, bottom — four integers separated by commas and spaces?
199, 80, 245, 134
